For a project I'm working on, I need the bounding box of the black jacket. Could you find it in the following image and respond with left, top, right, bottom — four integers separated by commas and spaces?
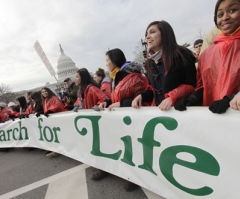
64, 82, 78, 105
143, 47, 196, 106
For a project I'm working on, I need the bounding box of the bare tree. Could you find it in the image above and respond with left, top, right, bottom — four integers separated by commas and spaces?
182, 43, 191, 48
0, 83, 17, 103
197, 28, 206, 40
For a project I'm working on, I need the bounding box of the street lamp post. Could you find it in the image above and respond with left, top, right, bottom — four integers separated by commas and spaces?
141, 39, 147, 59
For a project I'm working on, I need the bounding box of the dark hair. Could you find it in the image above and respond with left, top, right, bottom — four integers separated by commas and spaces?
95, 68, 105, 79
76, 68, 100, 98
214, 0, 223, 26
40, 87, 56, 104
145, 20, 189, 75
31, 92, 43, 113
194, 39, 203, 47
31, 92, 42, 104
12, 105, 20, 112
213, 0, 240, 26
16, 96, 27, 110
106, 48, 126, 68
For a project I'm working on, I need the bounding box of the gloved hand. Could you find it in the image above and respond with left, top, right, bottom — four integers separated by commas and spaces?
44, 110, 53, 117
64, 105, 74, 110
73, 107, 79, 112
92, 105, 100, 111
174, 95, 200, 111
19, 114, 25, 119
174, 98, 188, 111
44, 113, 49, 118
9, 114, 16, 121
174, 88, 203, 111
25, 114, 29, 118
36, 112, 41, 117
209, 97, 230, 114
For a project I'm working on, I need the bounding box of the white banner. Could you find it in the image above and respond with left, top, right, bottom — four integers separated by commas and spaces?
34, 40, 56, 76
0, 107, 240, 199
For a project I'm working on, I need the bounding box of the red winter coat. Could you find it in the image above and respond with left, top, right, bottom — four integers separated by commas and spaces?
24, 102, 35, 114
43, 96, 66, 113
84, 85, 108, 109
8, 111, 20, 118
101, 82, 111, 99
197, 30, 240, 105
0, 107, 11, 122
111, 73, 155, 106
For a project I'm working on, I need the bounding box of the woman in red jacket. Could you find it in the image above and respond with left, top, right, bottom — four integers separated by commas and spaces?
74, 68, 108, 110
41, 87, 66, 117
175, 0, 240, 113
93, 68, 111, 98
40, 87, 66, 158
0, 102, 10, 123
24, 91, 35, 115
0, 103, 11, 152
99, 48, 154, 111
8, 96, 28, 119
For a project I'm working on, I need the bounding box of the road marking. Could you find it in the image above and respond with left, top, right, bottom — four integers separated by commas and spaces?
142, 188, 166, 199
0, 164, 166, 199
0, 164, 89, 199
45, 166, 88, 199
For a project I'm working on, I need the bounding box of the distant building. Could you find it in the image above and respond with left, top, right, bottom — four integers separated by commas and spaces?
15, 45, 78, 99
57, 45, 78, 82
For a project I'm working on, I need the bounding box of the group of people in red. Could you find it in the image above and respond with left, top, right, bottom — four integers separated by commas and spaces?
1, 0, 240, 192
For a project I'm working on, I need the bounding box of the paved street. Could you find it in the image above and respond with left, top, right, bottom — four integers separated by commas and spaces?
0, 148, 165, 199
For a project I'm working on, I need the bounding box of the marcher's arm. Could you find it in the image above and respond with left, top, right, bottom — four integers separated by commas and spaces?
230, 92, 240, 110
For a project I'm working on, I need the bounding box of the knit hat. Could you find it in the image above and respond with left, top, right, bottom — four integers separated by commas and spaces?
124, 62, 142, 74
8, 102, 16, 107
0, 102, 6, 107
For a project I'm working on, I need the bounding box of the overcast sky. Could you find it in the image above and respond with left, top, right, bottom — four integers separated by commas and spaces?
0, 0, 216, 92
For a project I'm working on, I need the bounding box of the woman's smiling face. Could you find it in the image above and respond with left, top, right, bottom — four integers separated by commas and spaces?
217, 0, 240, 34
41, 89, 48, 98
106, 55, 116, 72
145, 24, 162, 52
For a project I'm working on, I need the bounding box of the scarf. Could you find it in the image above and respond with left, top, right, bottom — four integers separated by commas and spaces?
110, 67, 120, 79
148, 50, 162, 64
214, 28, 240, 44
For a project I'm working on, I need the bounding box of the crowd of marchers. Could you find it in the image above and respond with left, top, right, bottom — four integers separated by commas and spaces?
1, 0, 240, 192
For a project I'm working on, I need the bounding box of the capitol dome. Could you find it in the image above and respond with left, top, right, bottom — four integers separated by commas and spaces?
57, 45, 78, 82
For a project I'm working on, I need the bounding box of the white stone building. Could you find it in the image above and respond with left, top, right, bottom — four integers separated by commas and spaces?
16, 45, 78, 98
57, 45, 78, 82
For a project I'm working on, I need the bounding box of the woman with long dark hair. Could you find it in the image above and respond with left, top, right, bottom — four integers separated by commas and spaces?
30, 91, 43, 116
99, 48, 154, 111
132, 20, 196, 110
74, 68, 108, 110
41, 87, 66, 116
